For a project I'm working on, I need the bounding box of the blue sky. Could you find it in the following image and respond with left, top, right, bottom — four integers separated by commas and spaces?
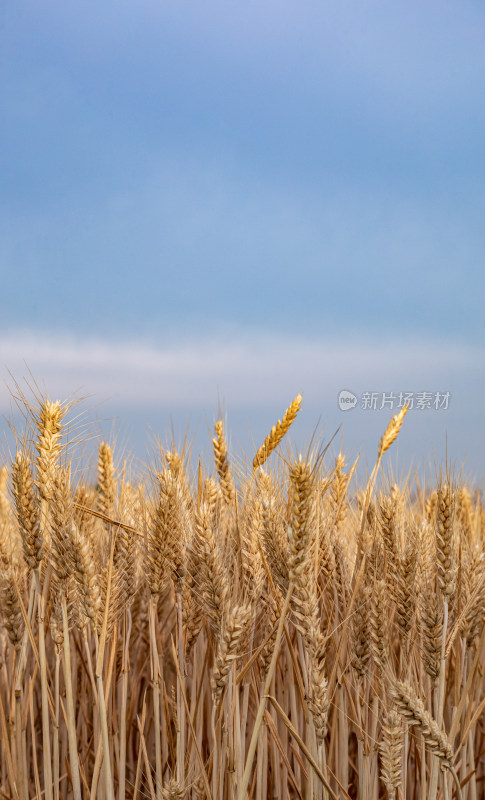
1, 0, 484, 482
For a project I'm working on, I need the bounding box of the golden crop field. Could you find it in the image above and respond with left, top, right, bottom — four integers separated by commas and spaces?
0, 390, 483, 800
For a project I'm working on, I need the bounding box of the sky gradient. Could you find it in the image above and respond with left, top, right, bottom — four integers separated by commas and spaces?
1, 1, 484, 481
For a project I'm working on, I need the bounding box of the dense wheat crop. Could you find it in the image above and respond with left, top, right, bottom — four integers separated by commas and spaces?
0, 390, 483, 800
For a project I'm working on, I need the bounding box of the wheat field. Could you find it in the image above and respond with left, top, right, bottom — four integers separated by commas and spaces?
0, 390, 483, 800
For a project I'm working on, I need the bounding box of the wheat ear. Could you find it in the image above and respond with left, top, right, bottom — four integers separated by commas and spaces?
12, 452, 43, 570
390, 677, 464, 800
388, 677, 453, 767
253, 394, 302, 470
35, 400, 65, 502
70, 521, 101, 630
0, 565, 24, 650
379, 709, 403, 800
436, 483, 456, 598
378, 404, 409, 459
97, 441, 117, 523
213, 419, 236, 505
211, 603, 252, 706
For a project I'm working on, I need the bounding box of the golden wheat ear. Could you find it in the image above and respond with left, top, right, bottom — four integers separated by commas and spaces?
213, 419, 236, 505
378, 403, 409, 458
253, 393, 302, 471
379, 709, 403, 800
35, 400, 65, 502
388, 676, 453, 768
12, 452, 42, 571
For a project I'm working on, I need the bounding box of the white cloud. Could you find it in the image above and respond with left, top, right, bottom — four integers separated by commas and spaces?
1, 329, 483, 483
0, 329, 480, 412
